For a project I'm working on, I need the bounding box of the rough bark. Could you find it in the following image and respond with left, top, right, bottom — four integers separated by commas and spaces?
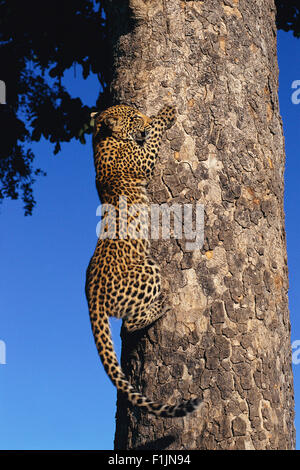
102, 0, 295, 450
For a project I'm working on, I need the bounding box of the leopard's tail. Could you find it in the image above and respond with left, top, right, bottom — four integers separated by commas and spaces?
90, 310, 201, 418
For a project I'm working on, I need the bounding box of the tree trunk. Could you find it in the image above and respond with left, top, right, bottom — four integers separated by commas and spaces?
102, 0, 295, 450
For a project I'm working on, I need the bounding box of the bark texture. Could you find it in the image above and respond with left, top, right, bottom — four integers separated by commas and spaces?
102, 0, 295, 450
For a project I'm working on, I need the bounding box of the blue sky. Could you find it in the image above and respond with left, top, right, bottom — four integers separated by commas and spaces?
279, 31, 300, 449
0, 30, 299, 450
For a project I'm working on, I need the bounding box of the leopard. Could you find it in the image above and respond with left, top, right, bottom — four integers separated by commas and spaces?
85, 104, 200, 417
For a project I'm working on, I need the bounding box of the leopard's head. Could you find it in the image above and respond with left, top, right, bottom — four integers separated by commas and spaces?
91, 105, 152, 142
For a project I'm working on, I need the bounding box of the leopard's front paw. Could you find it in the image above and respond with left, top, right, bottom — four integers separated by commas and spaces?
158, 105, 177, 129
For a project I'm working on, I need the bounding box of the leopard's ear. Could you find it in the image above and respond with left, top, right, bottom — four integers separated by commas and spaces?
103, 115, 119, 130
91, 111, 119, 132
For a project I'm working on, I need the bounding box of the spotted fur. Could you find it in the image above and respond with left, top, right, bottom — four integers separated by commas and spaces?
85, 104, 200, 417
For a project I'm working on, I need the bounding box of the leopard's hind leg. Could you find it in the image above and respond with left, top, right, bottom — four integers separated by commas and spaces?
123, 295, 171, 332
